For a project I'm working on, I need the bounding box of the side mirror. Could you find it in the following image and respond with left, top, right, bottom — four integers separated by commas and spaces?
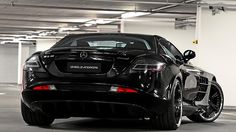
183, 50, 196, 62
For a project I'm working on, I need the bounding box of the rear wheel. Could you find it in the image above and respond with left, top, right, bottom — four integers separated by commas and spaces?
151, 79, 183, 130
21, 101, 54, 126
187, 81, 224, 122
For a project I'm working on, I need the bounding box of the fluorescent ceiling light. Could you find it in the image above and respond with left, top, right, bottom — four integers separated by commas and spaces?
39, 32, 48, 36
26, 35, 40, 39
95, 19, 113, 24
58, 18, 91, 23
121, 12, 150, 19
58, 27, 80, 32
84, 23, 93, 27
87, 20, 97, 25
87, 19, 113, 25
84, 19, 114, 27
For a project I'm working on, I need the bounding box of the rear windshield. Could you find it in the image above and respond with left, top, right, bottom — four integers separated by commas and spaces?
51, 35, 155, 50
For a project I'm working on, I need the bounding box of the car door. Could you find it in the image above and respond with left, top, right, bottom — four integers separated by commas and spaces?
158, 38, 199, 101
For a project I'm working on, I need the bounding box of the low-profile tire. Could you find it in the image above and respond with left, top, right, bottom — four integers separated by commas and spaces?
21, 101, 54, 126
187, 81, 224, 122
151, 79, 183, 130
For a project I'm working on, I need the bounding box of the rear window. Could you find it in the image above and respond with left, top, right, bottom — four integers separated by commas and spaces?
51, 35, 155, 50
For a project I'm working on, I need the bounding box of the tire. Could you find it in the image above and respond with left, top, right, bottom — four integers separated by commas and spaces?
187, 81, 224, 122
21, 101, 54, 126
151, 79, 183, 130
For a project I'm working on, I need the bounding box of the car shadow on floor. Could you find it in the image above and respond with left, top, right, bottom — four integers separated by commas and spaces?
44, 118, 154, 131
38, 118, 209, 131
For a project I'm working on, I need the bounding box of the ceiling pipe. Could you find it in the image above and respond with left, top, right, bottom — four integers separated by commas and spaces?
120, 0, 197, 22
0, 3, 143, 12
79, 0, 197, 5
150, 0, 198, 12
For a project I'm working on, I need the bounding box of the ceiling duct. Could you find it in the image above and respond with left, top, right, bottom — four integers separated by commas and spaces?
175, 18, 196, 30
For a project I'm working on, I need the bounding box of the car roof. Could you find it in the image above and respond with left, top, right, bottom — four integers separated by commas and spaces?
66, 33, 160, 38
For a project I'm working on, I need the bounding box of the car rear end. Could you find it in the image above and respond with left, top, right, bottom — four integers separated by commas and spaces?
21, 34, 169, 119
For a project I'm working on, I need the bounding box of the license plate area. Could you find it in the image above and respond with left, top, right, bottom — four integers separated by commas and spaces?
67, 62, 101, 73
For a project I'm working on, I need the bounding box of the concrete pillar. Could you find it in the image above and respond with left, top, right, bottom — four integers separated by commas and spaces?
17, 42, 22, 84
120, 20, 125, 33
195, 4, 202, 44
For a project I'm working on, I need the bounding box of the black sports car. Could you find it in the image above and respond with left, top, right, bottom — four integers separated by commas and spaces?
21, 33, 224, 130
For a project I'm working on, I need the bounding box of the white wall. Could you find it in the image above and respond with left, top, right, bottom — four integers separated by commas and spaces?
198, 7, 236, 106
36, 39, 58, 51
0, 45, 18, 83
0, 44, 35, 83
122, 20, 197, 63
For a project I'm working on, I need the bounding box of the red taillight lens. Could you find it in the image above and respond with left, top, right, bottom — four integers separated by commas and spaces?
33, 85, 50, 91
117, 87, 138, 93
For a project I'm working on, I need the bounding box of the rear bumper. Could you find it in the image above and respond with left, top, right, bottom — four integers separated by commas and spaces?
22, 90, 170, 119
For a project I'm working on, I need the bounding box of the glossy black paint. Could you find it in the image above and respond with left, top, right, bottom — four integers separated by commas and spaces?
21, 33, 218, 119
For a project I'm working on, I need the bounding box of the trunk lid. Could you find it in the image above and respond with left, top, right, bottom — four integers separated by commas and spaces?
40, 48, 152, 78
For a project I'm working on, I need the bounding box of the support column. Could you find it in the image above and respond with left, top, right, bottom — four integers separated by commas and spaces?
17, 41, 22, 84
195, 4, 202, 44
120, 20, 125, 33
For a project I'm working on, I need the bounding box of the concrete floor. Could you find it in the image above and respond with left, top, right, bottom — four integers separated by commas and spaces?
0, 84, 236, 132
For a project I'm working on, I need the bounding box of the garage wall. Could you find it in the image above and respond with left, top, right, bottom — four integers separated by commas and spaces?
0, 45, 18, 83
198, 7, 236, 106
122, 20, 198, 63
36, 39, 58, 51
0, 44, 35, 84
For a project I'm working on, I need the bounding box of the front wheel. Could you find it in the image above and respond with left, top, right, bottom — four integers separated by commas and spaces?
187, 81, 224, 122
151, 79, 183, 130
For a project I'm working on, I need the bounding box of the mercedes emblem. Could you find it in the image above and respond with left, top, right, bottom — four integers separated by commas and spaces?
80, 51, 88, 59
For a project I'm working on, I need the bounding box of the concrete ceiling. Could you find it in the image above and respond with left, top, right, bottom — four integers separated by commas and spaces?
0, 0, 199, 43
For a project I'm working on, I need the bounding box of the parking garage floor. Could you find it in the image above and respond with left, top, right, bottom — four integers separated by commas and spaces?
0, 84, 236, 132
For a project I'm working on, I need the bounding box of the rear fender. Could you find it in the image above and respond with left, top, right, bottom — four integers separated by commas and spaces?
166, 73, 183, 100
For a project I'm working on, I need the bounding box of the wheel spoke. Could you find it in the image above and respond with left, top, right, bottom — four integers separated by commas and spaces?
174, 86, 182, 125
210, 92, 219, 100
196, 84, 223, 121
209, 101, 219, 111
209, 111, 216, 118
205, 106, 214, 117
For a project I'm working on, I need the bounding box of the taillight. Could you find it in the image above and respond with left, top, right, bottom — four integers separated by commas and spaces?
110, 86, 138, 93
32, 85, 56, 91
117, 87, 138, 93
132, 62, 166, 72
25, 55, 40, 68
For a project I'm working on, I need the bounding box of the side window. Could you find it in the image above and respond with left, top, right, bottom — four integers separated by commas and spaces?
160, 44, 176, 59
159, 38, 183, 62
168, 42, 183, 61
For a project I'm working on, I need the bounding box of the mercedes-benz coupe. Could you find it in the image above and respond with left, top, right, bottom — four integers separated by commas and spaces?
21, 33, 224, 130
